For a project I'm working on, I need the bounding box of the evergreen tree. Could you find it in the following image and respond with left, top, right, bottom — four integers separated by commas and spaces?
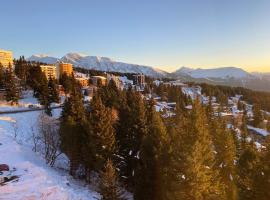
253, 104, 263, 127
240, 116, 249, 153
255, 136, 270, 200
14, 56, 29, 88
134, 99, 167, 200
116, 89, 147, 187
98, 80, 121, 109
237, 142, 260, 200
176, 99, 225, 200
48, 78, 60, 103
99, 159, 125, 200
210, 118, 238, 200
59, 84, 87, 176
0, 63, 4, 88
59, 73, 73, 94
5, 64, 19, 105
83, 95, 116, 173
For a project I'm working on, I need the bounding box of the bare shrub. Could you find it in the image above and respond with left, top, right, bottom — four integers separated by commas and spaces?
38, 113, 62, 167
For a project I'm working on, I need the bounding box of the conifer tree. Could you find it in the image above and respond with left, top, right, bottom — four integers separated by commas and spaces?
210, 118, 238, 200
175, 99, 225, 200
240, 116, 249, 153
98, 80, 121, 109
5, 64, 19, 105
59, 83, 87, 176
237, 142, 260, 200
99, 159, 125, 200
116, 89, 147, 187
253, 104, 263, 127
48, 78, 59, 103
84, 95, 116, 172
255, 136, 270, 200
0, 63, 4, 88
134, 99, 167, 200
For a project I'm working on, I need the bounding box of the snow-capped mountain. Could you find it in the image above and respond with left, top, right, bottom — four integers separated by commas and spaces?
173, 66, 251, 79
27, 54, 59, 64
27, 53, 167, 78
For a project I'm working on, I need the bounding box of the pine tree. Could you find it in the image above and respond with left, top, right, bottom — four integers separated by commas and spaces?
98, 80, 121, 109
210, 118, 238, 200
255, 136, 270, 200
0, 63, 4, 88
37, 75, 51, 116
240, 116, 249, 153
134, 99, 167, 200
99, 159, 125, 200
5, 64, 19, 105
237, 142, 260, 200
116, 89, 147, 187
84, 95, 116, 172
14, 56, 29, 88
48, 78, 59, 103
253, 104, 263, 127
59, 84, 87, 176
176, 99, 225, 200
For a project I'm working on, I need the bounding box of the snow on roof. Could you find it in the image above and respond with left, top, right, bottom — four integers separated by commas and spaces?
247, 125, 269, 137
91, 76, 107, 79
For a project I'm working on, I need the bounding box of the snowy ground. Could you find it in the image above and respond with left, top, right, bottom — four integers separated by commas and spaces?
0, 108, 99, 200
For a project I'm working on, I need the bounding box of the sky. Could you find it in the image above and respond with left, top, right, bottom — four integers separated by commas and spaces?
1, 0, 270, 72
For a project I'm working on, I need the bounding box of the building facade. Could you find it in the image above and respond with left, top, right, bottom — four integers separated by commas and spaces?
40, 65, 57, 80
58, 62, 73, 77
0, 49, 13, 68
133, 74, 145, 86
106, 73, 121, 89
76, 77, 89, 87
91, 76, 107, 86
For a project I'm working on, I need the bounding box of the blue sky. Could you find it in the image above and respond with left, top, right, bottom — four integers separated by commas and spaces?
1, 0, 270, 72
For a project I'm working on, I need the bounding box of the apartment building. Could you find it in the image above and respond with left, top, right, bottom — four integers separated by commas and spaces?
91, 76, 107, 86
58, 62, 73, 77
40, 65, 57, 80
0, 49, 13, 68
133, 74, 145, 86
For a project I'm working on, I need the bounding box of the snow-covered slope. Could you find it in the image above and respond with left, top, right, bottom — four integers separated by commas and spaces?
0, 110, 99, 200
28, 54, 59, 64
27, 53, 167, 78
174, 66, 251, 79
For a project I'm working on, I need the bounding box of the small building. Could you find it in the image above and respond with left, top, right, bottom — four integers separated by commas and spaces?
76, 77, 89, 87
58, 62, 73, 77
40, 65, 57, 80
107, 74, 121, 89
91, 76, 107, 86
0, 49, 13, 69
82, 85, 98, 99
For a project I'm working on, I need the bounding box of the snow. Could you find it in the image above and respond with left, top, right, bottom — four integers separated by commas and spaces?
0, 109, 99, 200
174, 66, 250, 79
28, 52, 167, 78
247, 125, 269, 137
0, 91, 42, 112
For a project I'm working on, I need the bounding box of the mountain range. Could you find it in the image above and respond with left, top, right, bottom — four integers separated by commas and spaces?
28, 53, 168, 78
27, 53, 270, 92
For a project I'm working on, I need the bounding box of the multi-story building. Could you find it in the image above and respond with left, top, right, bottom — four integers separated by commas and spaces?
40, 65, 57, 80
76, 77, 89, 87
91, 76, 107, 86
0, 49, 13, 68
58, 62, 73, 77
133, 74, 145, 86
